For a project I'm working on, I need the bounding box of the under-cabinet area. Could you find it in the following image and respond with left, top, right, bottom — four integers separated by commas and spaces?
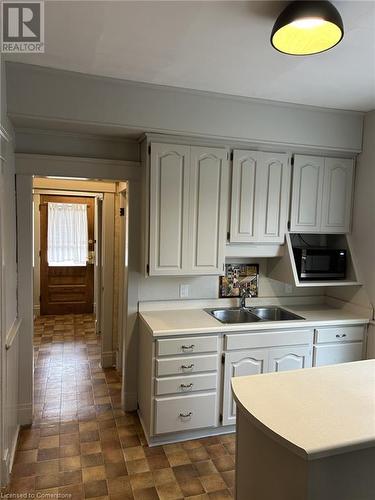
137, 307, 368, 445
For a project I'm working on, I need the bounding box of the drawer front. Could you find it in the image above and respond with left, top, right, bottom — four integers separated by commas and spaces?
225, 329, 313, 351
156, 336, 218, 356
154, 392, 217, 434
315, 326, 364, 344
156, 354, 218, 377
155, 373, 217, 396
313, 342, 363, 367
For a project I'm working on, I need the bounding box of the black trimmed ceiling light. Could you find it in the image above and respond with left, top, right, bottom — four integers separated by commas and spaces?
271, 1, 344, 55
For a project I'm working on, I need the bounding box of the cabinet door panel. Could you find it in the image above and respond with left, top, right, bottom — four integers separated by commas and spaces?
188, 147, 228, 274
268, 345, 312, 373
257, 153, 290, 242
321, 158, 354, 233
313, 342, 363, 367
222, 349, 268, 426
149, 143, 190, 275
230, 150, 258, 242
290, 155, 324, 232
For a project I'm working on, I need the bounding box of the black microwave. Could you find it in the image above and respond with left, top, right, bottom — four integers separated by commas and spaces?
293, 247, 346, 281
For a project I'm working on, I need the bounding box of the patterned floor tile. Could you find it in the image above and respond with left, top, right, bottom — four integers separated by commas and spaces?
5, 314, 235, 499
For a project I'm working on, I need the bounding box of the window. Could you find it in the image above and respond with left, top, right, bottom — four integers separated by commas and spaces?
47, 202, 88, 266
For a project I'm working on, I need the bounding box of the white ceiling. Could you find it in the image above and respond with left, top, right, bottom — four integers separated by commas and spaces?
6, 1, 375, 111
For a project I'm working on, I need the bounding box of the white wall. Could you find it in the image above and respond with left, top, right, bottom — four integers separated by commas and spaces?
351, 111, 375, 311
16, 128, 139, 161
6, 62, 364, 153
0, 56, 20, 485
138, 259, 323, 302
328, 111, 375, 315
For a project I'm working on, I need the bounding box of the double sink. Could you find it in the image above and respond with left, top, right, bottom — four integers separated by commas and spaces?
206, 306, 305, 324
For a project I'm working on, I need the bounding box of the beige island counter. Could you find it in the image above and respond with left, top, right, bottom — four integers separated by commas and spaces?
232, 359, 375, 500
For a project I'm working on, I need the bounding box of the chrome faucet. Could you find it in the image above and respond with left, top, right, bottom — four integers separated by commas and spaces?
240, 287, 251, 308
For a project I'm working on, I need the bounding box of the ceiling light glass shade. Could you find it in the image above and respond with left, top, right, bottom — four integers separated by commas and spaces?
271, 1, 344, 55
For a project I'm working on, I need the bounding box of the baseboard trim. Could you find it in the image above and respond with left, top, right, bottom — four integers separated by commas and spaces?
123, 391, 137, 412
101, 351, 116, 368
18, 403, 33, 426
2, 424, 20, 485
9, 425, 20, 474
33, 305, 40, 318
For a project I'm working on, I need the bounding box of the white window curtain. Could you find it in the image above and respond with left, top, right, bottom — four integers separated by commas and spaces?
47, 202, 88, 266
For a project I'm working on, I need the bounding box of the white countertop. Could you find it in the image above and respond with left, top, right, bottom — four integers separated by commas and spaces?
232, 359, 375, 460
139, 303, 369, 337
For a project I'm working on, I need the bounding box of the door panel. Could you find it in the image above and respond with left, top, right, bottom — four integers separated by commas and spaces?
268, 345, 312, 373
230, 150, 258, 242
321, 158, 353, 233
222, 349, 268, 426
188, 147, 228, 274
257, 153, 290, 242
149, 143, 190, 275
40, 195, 94, 315
290, 155, 324, 232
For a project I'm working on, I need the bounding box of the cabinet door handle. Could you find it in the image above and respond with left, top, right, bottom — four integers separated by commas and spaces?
180, 383, 193, 390
179, 411, 192, 418
181, 344, 195, 351
181, 364, 194, 370
336, 333, 347, 338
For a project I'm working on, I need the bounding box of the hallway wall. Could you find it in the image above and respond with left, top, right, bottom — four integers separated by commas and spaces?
0, 57, 20, 485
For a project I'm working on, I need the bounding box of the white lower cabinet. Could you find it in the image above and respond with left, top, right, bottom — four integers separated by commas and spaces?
222, 349, 268, 426
314, 343, 363, 367
222, 343, 312, 426
155, 392, 217, 434
268, 345, 312, 372
138, 320, 366, 444
313, 325, 365, 367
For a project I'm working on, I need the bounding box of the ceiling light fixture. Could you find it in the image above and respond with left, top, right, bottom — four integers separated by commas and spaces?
271, 1, 344, 55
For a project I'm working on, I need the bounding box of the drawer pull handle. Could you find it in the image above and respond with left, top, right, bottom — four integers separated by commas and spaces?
181, 344, 195, 351
181, 364, 194, 370
180, 383, 193, 390
179, 411, 192, 419
336, 334, 347, 338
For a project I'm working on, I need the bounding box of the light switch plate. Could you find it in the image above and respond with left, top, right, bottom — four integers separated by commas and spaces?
179, 284, 190, 298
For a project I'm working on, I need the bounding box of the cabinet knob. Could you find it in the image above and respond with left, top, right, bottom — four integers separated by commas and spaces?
179, 411, 192, 419
336, 333, 347, 338
181, 344, 195, 351
180, 383, 193, 390
181, 364, 194, 370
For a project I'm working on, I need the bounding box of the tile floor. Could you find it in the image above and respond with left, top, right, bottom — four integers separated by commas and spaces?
5, 314, 235, 499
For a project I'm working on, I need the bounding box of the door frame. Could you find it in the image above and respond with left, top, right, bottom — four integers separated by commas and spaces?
16, 154, 141, 424
33, 190, 103, 320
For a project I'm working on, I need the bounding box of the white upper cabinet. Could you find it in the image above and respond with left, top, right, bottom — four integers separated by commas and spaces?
321, 158, 354, 233
149, 143, 190, 275
230, 150, 290, 244
290, 155, 324, 232
149, 142, 228, 276
257, 152, 290, 243
291, 155, 354, 233
188, 147, 228, 274
230, 150, 259, 242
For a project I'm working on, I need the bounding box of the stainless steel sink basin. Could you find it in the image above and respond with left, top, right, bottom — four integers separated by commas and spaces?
248, 306, 304, 322
205, 306, 305, 324
206, 308, 262, 324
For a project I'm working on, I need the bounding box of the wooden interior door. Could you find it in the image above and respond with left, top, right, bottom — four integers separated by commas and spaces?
40, 195, 94, 315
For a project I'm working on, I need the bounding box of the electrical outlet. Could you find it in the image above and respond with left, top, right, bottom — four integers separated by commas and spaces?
284, 284, 293, 294
179, 284, 190, 298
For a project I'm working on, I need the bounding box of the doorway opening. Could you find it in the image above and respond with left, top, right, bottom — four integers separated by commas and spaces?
32, 176, 128, 374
